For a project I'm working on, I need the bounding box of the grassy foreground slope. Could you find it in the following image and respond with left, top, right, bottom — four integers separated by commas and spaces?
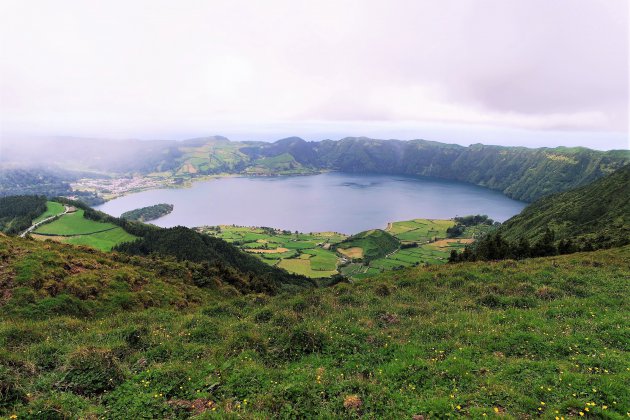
499, 164, 630, 248
1, 233, 628, 418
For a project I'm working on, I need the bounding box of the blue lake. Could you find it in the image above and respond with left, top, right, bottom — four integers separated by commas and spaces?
95, 172, 527, 234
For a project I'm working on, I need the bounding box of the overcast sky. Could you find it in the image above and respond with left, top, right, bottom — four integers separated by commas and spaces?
0, 0, 628, 149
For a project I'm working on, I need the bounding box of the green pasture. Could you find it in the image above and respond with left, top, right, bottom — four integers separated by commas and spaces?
33, 209, 136, 251
35, 210, 117, 235
33, 201, 65, 223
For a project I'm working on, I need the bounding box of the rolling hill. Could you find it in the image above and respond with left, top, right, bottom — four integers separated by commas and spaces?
334, 229, 400, 262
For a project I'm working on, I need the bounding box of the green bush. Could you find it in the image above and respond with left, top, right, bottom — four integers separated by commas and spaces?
279, 324, 326, 360
0, 366, 25, 408
59, 347, 125, 395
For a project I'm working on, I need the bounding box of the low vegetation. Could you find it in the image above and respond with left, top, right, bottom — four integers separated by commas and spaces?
113, 226, 314, 292
198, 226, 345, 279
1, 233, 628, 418
32, 201, 65, 223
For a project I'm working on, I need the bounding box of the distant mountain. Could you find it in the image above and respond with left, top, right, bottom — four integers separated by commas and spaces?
310, 138, 630, 202
2, 136, 628, 203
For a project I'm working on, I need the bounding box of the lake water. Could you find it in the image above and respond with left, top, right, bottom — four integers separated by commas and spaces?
95, 173, 527, 234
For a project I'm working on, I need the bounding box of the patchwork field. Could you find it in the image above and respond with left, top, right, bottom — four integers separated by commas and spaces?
197, 226, 346, 278
32, 209, 137, 251
198, 218, 492, 279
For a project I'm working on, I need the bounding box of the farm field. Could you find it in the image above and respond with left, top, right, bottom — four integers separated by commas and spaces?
197, 225, 346, 278
32, 209, 136, 251
198, 218, 488, 279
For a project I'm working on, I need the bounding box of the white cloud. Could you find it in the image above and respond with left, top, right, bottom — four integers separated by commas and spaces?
0, 0, 627, 145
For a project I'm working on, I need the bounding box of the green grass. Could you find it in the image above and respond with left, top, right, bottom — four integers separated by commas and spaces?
387, 218, 455, 243
35, 210, 117, 235
32, 209, 137, 251
277, 257, 338, 278
32, 201, 65, 223
201, 220, 482, 280
335, 229, 400, 262
303, 248, 338, 271
2, 234, 628, 418
59, 227, 138, 251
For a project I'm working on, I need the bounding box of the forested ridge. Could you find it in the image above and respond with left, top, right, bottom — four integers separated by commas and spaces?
450, 164, 630, 262
276, 137, 629, 202
2, 136, 628, 204
0, 195, 47, 234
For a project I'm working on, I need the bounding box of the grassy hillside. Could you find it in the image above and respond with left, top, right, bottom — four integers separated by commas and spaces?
499, 164, 630, 248
335, 229, 400, 262
198, 225, 345, 278
35, 209, 117, 235
32, 209, 137, 252
1, 234, 628, 418
201, 219, 488, 280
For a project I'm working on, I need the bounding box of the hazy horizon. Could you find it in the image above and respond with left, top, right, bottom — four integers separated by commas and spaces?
2, 124, 628, 152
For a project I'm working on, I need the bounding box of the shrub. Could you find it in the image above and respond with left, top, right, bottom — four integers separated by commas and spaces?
31, 343, 65, 371
282, 324, 326, 359
122, 326, 150, 350
477, 293, 503, 308
535, 286, 560, 300
253, 308, 274, 323
0, 324, 44, 349
374, 284, 391, 297
0, 366, 25, 408
59, 347, 125, 395
338, 294, 361, 306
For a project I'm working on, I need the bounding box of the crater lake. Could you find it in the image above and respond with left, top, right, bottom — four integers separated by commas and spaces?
95, 172, 527, 233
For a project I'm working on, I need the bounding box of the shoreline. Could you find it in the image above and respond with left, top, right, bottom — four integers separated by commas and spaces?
73, 170, 327, 203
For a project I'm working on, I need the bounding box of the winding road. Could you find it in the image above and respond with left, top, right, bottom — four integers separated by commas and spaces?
19, 206, 70, 238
